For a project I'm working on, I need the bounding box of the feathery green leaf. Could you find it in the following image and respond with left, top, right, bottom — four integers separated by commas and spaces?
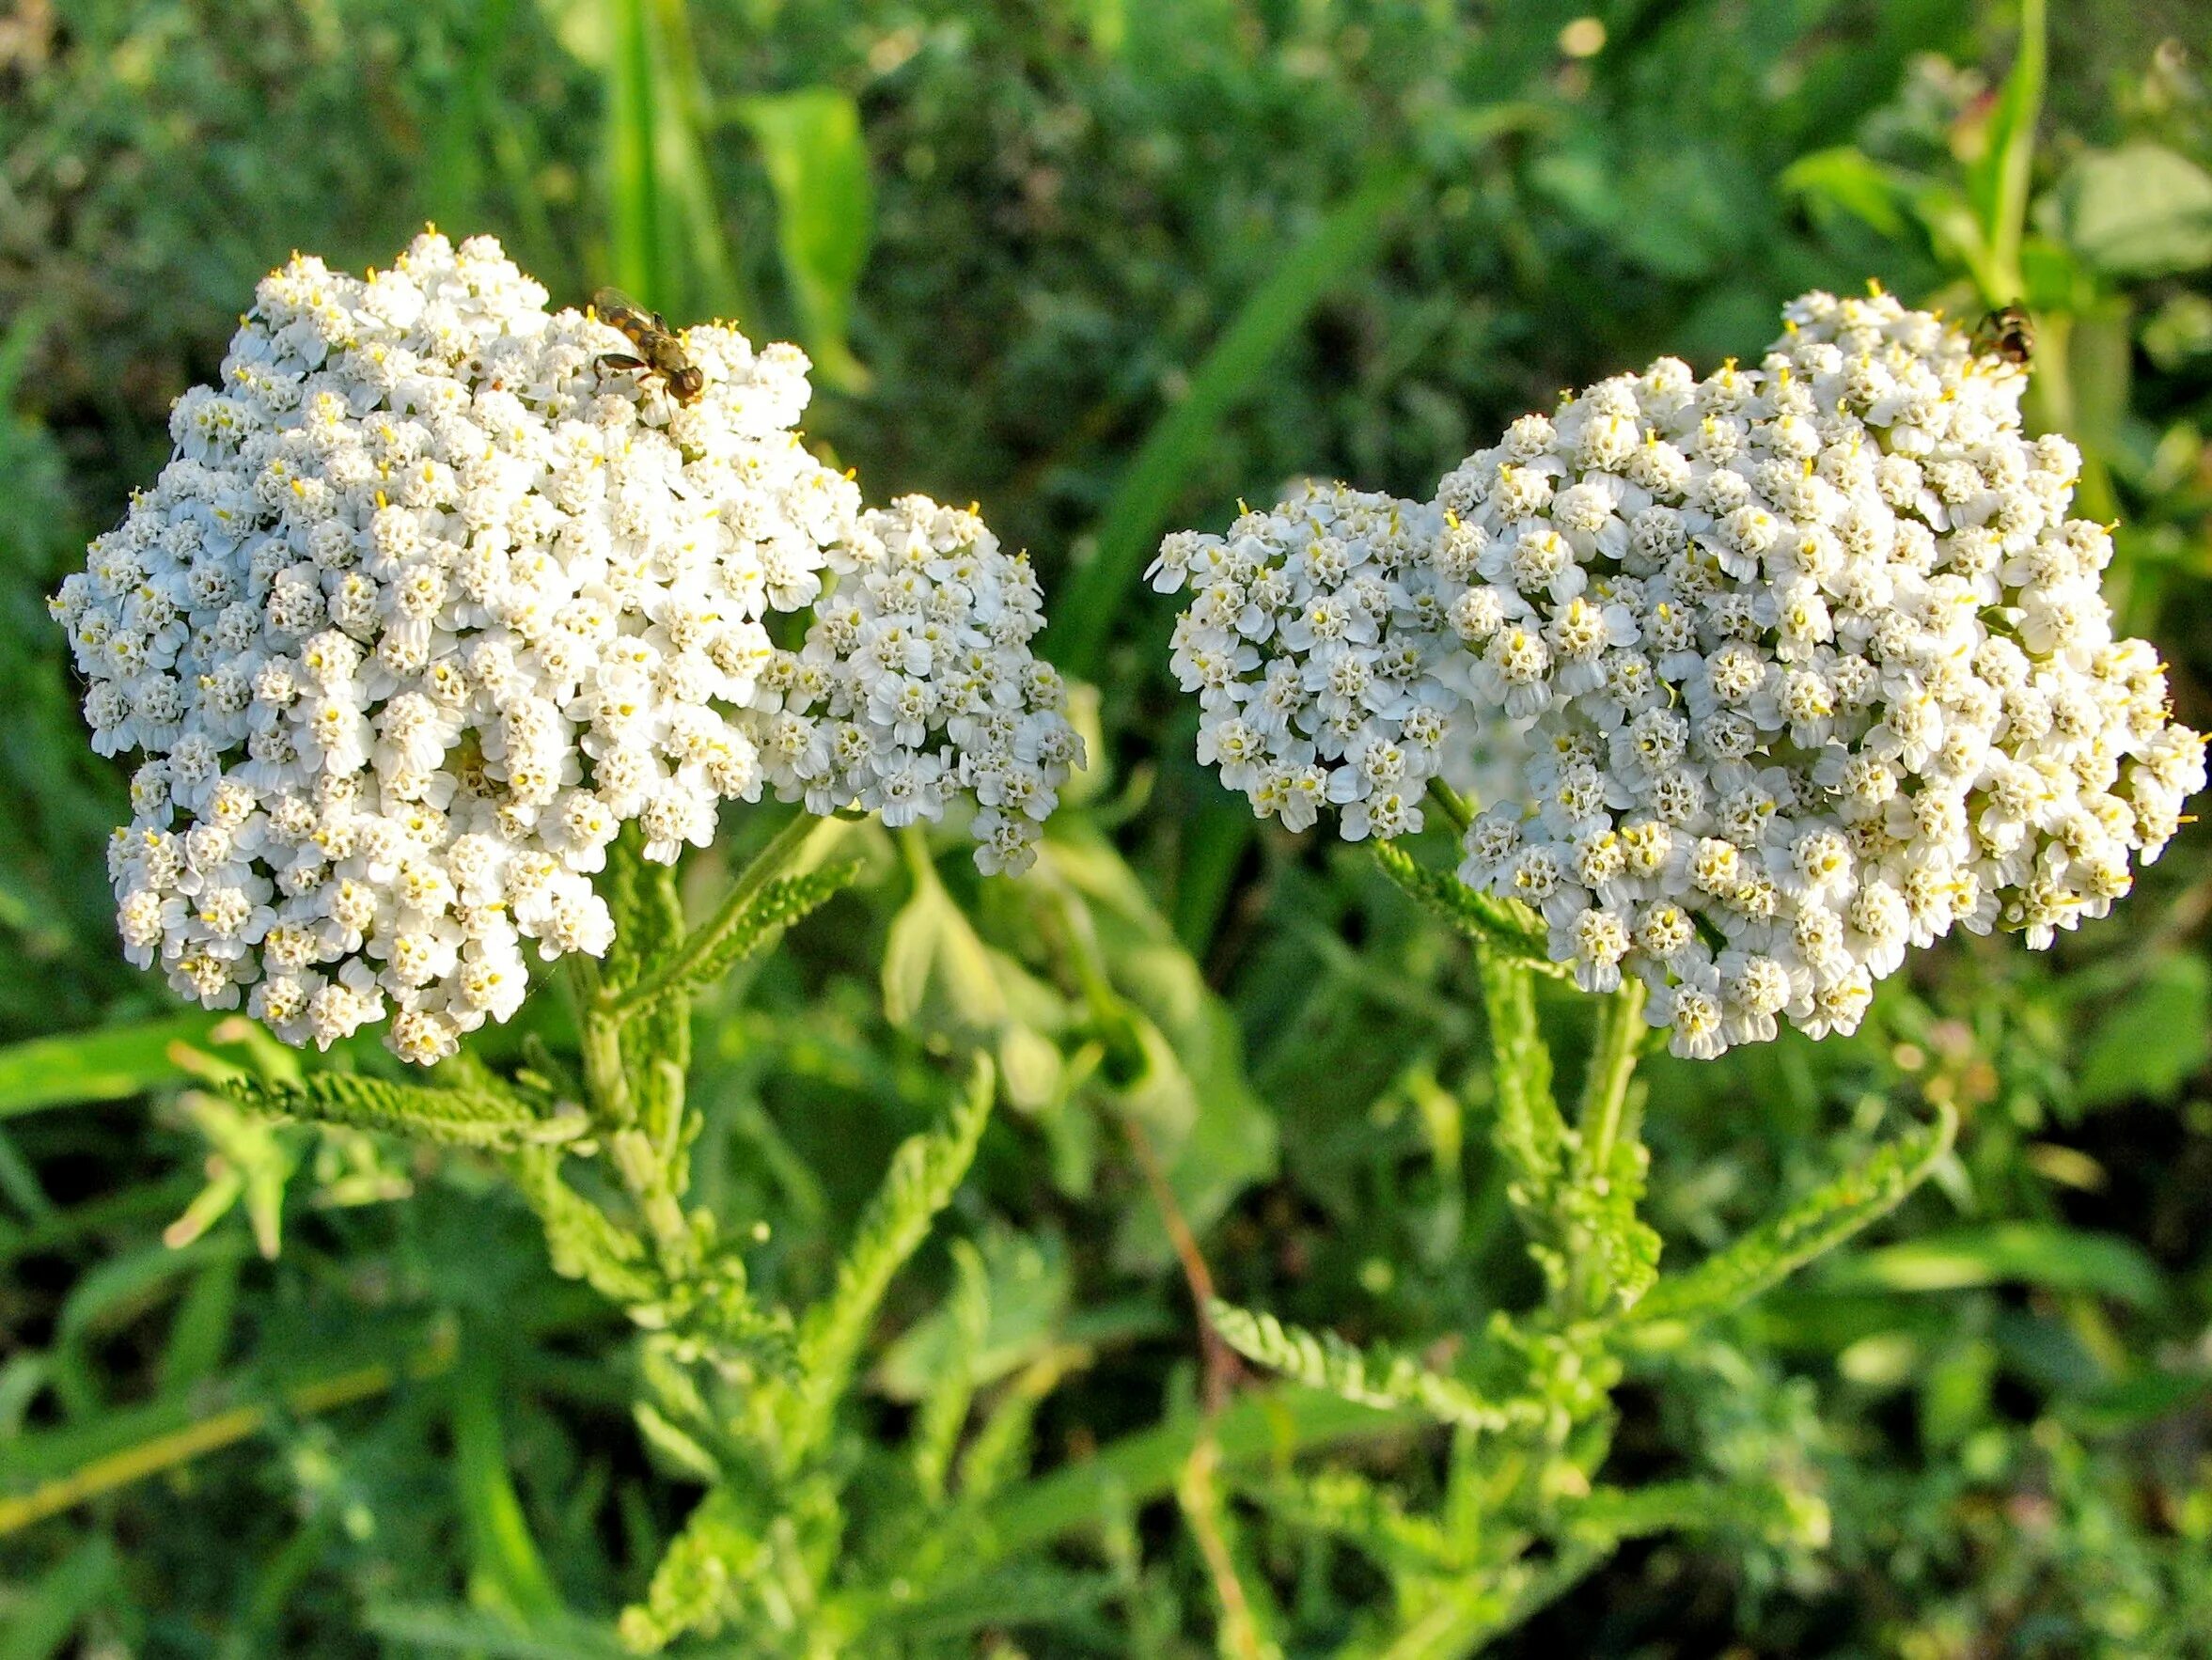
1372, 841, 1566, 977
221, 1073, 586, 1151
783, 1057, 996, 1461
1209, 1301, 1541, 1435
1631, 1102, 1957, 1333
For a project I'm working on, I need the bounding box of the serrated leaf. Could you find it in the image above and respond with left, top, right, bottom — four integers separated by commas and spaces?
2054, 143, 2212, 277
222, 1073, 586, 1151
1209, 1300, 1539, 1435
782, 1057, 996, 1461
1631, 1104, 1955, 1332
690, 862, 863, 987
622, 860, 865, 1020
1372, 841, 1565, 976
1472, 949, 1566, 1221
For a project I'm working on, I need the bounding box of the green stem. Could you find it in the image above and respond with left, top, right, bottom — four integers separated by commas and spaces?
1576, 978, 1648, 1187
1561, 978, 1649, 1318
567, 956, 633, 1125
1426, 778, 1475, 837
605, 811, 834, 1017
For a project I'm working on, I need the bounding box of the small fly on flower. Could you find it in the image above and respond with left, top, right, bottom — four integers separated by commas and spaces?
1972, 304, 2034, 367
591, 287, 706, 403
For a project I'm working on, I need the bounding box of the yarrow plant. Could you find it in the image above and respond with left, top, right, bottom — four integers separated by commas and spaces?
1142, 285, 2205, 1653
52, 233, 1079, 1062
1154, 288, 2204, 1059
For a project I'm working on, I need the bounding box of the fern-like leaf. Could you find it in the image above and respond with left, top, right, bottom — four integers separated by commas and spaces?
1372, 841, 1566, 977
782, 1056, 996, 1462
684, 861, 863, 989
1473, 947, 1567, 1219
221, 1073, 586, 1150
1209, 1301, 1542, 1435
865, 1561, 1116, 1639
617, 1487, 762, 1652
511, 1149, 660, 1308
1245, 1467, 1462, 1573
1629, 1101, 1958, 1333
618, 860, 864, 1018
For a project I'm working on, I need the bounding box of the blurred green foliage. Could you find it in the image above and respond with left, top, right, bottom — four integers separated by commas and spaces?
3, 0, 2211, 1654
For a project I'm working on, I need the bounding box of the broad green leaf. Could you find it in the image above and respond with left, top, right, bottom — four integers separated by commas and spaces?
883, 856, 1011, 1047
0, 1011, 220, 1120
1044, 829, 1277, 1270
2053, 144, 2212, 279
1825, 1222, 2162, 1307
737, 88, 875, 390
2075, 954, 2212, 1106
1779, 146, 1909, 238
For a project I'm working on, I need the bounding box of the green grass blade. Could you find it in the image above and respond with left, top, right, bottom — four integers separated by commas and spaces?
1049, 160, 1420, 680
0, 1329, 455, 1537
452, 1337, 565, 1622
0, 1012, 219, 1120
738, 87, 876, 389
604, 0, 663, 300
0, 1538, 118, 1660
1967, 0, 2046, 300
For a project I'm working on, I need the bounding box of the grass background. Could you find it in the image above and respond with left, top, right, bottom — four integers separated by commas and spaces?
3, 0, 2212, 1653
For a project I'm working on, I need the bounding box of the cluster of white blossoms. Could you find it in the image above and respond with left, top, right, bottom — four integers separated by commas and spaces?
1157, 289, 2204, 1058
1149, 484, 1464, 841
54, 233, 1080, 1062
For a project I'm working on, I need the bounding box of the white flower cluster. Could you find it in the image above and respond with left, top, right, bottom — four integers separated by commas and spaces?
1149, 484, 1463, 841
1157, 290, 2204, 1058
767, 493, 1083, 875
54, 233, 1081, 1062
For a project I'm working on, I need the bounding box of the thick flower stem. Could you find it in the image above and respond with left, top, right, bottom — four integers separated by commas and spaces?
1577, 977, 1648, 1190
1561, 977, 1649, 1319
1426, 778, 1475, 837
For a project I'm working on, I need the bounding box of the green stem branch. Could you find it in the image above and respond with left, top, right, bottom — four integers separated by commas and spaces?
1576, 978, 1648, 1188
605, 810, 834, 1018
567, 956, 632, 1125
